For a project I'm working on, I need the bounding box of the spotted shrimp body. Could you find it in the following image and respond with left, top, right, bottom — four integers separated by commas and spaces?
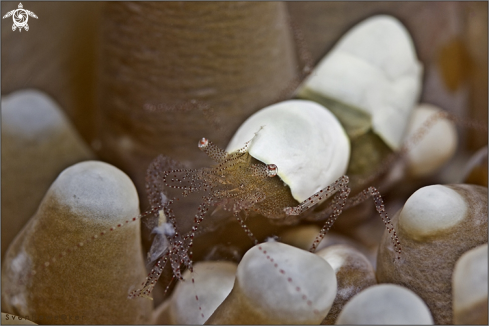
129, 100, 403, 301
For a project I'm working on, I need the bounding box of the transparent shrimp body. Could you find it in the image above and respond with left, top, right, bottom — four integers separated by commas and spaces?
129, 100, 402, 300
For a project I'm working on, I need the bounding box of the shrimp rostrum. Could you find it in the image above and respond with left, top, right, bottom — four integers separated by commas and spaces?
129, 99, 402, 299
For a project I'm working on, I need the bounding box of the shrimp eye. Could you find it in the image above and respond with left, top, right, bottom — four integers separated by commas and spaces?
198, 137, 209, 149
266, 164, 278, 177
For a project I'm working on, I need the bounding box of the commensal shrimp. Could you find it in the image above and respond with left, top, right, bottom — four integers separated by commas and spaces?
128, 99, 405, 300
129, 88, 487, 302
